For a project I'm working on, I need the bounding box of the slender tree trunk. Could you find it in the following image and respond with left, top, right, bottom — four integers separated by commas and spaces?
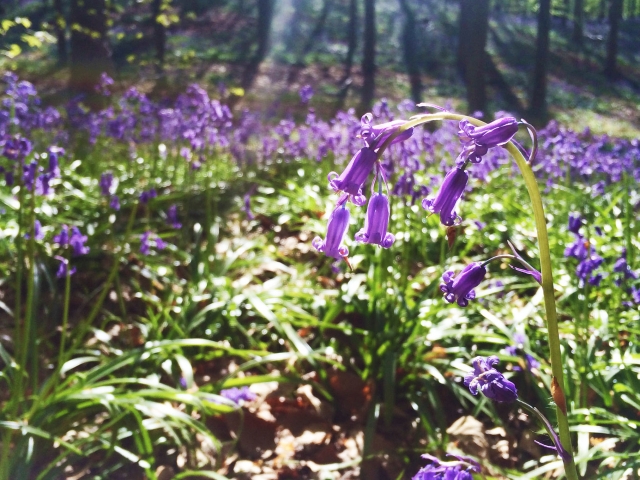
152, 0, 167, 68
457, 0, 472, 76
398, 0, 422, 104
605, 0, 624, 78
561, 0, 570, 26
458, 0, 489, 114
299, 0, 332, 60
53, 0, 67, 65
241, 0, 275, 90
572, 0, 584, 43
530, 0, 551, 122
630, 0, 637, 17
599, 0, 607, 19
69, 0, 111, 107
343, 0, 358, 80
361, 0, 376, 112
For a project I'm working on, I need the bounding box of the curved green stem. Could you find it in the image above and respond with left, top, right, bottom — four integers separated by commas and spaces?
376, 113, 578, 479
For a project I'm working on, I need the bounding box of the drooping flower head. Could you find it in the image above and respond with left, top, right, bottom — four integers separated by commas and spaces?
327, 147, 376, 206
457, 117, 518, 164
312, 202, 350, 260
54, 256, 76, 279
360, 114, 414, 149
355, 193, 395, 248
464, 356, 518, 403
422, 168, 468, 226
412, 454, 481, 480
99, 172, 115, 196
568, 212, 582, 235
440, 262, 486, 307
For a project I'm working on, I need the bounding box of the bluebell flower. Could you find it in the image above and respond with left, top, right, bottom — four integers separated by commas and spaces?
220, 386, 256, 404
167, 204, 182, 228
100, 172, 114, 196
457, 117, 519, 164
23, 161, 38, 191
243, 193, 255, 221
464, 356, 518, 403
140, 231, 151, 255
25, 220, 44, 240
69, 227, 90, 256
313, 202, 350, 260
299, 85, 314, 104
568, 212, 582, 235
440, 263, 486, 307
110, 195, 121, 211
55, 257, 76, 279
355, 193, 395, 248
360, 114, 414, 149
53, 225, 69, 246
413, 454, 480, 480
328, 147, 377, 206
139, 188, 157, 204
2, 136, 32, 160
422, 168, 468, 226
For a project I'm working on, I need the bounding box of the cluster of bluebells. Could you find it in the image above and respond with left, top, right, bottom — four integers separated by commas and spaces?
53, 225, 90, 278
140, 231, 166, 255
100, 172, 120, 210
564, 212, 604, 286
613, 249, 640, 306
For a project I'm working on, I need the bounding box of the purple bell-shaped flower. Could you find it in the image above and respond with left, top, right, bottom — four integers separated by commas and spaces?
360, 114, 414, 149
422, 167, 468, 226
355, 193, 395, 248
328, 147, 377, 206
458, 117, 519, 164
440, 262, 486, 307
464, 356, 518, 403
313, 203, 351, 260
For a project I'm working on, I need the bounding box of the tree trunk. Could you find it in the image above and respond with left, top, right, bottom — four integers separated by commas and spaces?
69, 0, 111, 107
561, 0, 570, 26
360, 0, 376, 112
152, 0, 167, 68
605, 0, 623, 78
398, 0, 422, 104
241, 0, 275, 90
599, 0, 607, 19
343, 0, 358, 80
458, 0, 489, 114
299, 0, 332, 60
572, 0, 584, 43
530, 0, 551, 122
53, 0, 67, 65
457, 0, 471, 76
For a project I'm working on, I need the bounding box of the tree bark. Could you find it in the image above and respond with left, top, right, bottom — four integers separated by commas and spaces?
572, 0, 584, 43
457, 0, 471, 76
241, 0, 275, 90
69, 0, 111, 107
605, 0, 623, 79
299, 0, 332, 60
398, 0, 422, 104
343, 0, 358, 80
458, 0, 489, 114
530, 0, 551, 122
360, 0, 376, 112
53, 0, 67, 65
